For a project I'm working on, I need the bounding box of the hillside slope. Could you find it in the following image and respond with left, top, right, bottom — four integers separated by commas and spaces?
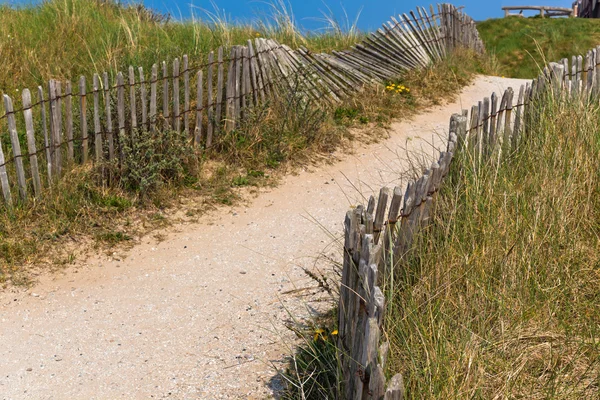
478, 16, 600, 78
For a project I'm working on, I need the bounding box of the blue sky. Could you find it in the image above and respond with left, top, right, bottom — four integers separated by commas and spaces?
3, 0, 577, 31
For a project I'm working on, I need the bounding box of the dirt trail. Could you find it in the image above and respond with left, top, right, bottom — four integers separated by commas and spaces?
0, 76, 527, 399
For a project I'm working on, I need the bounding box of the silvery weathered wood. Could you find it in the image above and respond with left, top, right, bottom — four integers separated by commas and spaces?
225, 47, 237, 133
207, 51, 215, 147
195, 70, 203, 145
117, 72, 126, 162
173, 58, 180, 133
512, 85, 525, 149
77, 78, 87, 165
150, 63, 158, 131
93, 74, 103, 164
247, 39, 262, 103
138, 67, 148, 129
103, 72, 115, 161
65, 81, 74, 163
49, 80, 62, 178
162, 61, 170, 130
128, 66, 138, 132
503, 87, 514, 154
215, 47, 224, 136
0, 137, 11, 206
183, 55, 190, 137
373, 187, 389, 244
4, 95, 27, 201
489, 92, 498, 149
22, 89, 42, 197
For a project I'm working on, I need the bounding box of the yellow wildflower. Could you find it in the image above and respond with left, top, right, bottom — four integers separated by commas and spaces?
331, 330, 338, 335
313, 328, 325, 341
255, 32, 261, 37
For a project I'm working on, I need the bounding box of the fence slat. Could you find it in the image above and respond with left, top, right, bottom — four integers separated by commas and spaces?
65, 81, 74, 163
150, 63, 158, 132
128, 66, 138, 131
78, 77, 88, 165
117, 72, 126, 163
216, 46, 224, 136
4, 95, 27, 201
206, 52, 215, 147
225, 47, 237, 133
139, 67, 148, 129
103, 73, 115, 162
93, 74, 103, 164
247, 39, 263, 103
173, 57, 180, 133
22, 89, 42, 197
183, 55, 190, 138
195, 70, 203, 145
163, 61, 170, 130
49, 80, 62, 178
0, 138, 11, 206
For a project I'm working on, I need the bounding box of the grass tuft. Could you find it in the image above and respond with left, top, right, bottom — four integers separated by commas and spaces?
385, 92, 600, 398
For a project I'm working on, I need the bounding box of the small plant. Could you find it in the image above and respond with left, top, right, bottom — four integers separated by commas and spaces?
107, 127, 197, 199
385, 82, 411, 95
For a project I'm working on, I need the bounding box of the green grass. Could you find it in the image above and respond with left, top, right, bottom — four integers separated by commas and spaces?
0, 0, 364, 94
0, 47, 491, 285
478, 16, 600, 78
384, 93, 600, 398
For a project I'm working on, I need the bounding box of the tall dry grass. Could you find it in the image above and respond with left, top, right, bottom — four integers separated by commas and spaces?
385, 91, 600, 398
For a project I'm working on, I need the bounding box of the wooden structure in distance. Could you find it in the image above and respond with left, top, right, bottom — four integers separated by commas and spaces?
502, 5, 575, 18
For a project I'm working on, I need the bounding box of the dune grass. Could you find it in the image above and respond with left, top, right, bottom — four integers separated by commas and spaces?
384, 92, 600, 398
478, 16, 600, 78
0, 43, 491, 286
0, 0, 364, 94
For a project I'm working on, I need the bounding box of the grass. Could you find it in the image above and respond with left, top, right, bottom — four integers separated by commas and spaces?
0, 46, 491, 286
478, 16, 600, 78
384, 92, 600, 398
279, 48, 497, 399
0, 0, 364, 94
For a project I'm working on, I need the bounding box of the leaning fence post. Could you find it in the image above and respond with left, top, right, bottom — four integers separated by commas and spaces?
4, 95, 27, 202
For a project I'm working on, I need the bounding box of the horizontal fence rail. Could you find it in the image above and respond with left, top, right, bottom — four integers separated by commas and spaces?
336, 30, 600, 400
0, 3, 483, 208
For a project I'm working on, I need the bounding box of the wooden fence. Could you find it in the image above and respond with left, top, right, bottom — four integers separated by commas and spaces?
337, 38, 600, 400
0, 3, 483, 208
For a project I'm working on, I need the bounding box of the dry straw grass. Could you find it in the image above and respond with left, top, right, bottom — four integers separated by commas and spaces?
384, 91, 600, 398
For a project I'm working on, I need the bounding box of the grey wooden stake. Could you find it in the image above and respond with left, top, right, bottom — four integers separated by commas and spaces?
225, 47, 236, 133
173, 57, 180, 133
150, 64, 158, 132
117, 72, 126, 164
103, 72, 115, 162
49, 80, 62, 178
183, 55, 190, 138
128, 66, 137, 131
195, 70, 203, 145
215, 47, 224, 136
93, 74, 103, 164
162, 61, 170, 130
0, 137, 11, 206
4, 95, 27, 201
38, 86, 52, 182
65, 81, 74, 163
78, 77, 88, 165
139, 67, 148, 129
207, 51, 215, 147
22, 89, 42, 197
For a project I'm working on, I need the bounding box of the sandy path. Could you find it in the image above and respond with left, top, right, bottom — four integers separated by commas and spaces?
0, 76, 527, 399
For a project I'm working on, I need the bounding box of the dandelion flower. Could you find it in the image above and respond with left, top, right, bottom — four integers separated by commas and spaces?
331, 330, 338, 335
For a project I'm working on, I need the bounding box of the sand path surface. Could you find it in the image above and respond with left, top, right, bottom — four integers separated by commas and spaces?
0, 76, 527, 399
